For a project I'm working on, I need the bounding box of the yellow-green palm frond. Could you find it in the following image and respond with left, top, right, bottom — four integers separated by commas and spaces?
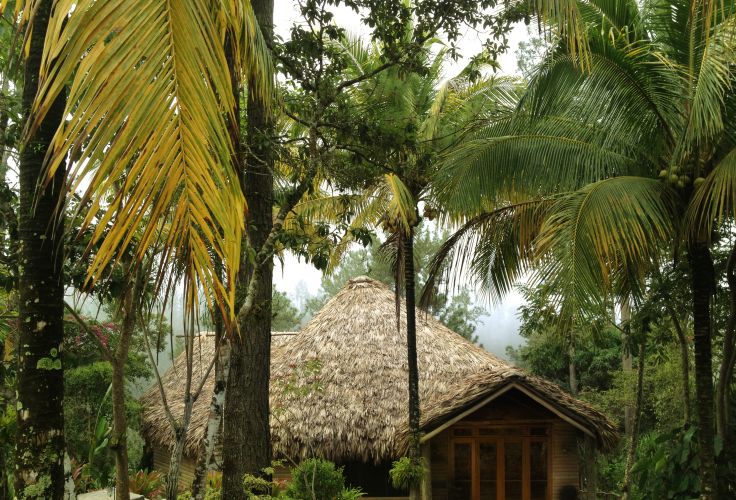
28, 0, 247, 328
535, 177, 678, 321
291, 185, 387, 274
685, 147, 736, 240
383, 173, 416, 234
220, 0, 276, 105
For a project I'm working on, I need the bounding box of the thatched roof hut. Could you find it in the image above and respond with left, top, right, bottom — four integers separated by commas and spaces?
142, 277, 616, 498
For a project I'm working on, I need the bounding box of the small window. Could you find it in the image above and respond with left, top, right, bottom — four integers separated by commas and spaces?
530, 427, 549, 436
453, 428, 473, 436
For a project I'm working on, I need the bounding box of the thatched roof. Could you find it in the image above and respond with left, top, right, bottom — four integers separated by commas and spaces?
139, 332, 298, 457
411, 367, 618, 451
141, 276, 616, 463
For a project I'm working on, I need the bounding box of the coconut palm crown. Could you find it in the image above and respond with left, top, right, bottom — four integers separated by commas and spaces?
429, 0, 736, 496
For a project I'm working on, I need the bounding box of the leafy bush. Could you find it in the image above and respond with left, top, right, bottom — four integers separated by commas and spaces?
129, 470, 165, 499
389, 457, 426, 491
285, 458, 344, 500
631, 427, 701, 498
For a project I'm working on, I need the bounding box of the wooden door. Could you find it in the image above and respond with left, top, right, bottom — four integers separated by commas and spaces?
449, 427, 550, 500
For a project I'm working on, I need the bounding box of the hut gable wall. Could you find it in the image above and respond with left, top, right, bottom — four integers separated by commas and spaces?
428, 389, 582, 500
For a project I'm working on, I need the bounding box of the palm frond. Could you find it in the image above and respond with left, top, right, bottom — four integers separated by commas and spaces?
535, 177, 678, 321
29, 0, 250, 327
421, 197, 553, 308
435, 114, 643, 214
685, 147, 736, 240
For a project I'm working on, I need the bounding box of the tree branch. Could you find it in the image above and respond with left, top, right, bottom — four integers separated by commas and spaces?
63, 301, 113, 361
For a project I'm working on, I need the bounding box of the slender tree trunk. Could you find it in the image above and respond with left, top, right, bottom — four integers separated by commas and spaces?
110, 265, 142, 500
669, 306, 692, 425
621, 298, 634, 437
165, 424, 188, 500
0, 340, 7, 500
222, 1, 274, 496
14, 0, 67, 496
568, 341, 578, 395
689, 242, 717, 499
621, 341, 646, 499
716, 242, 736, 443
192, 327, 228, 500
404, 228, 421, 461
111, 362, 130, 499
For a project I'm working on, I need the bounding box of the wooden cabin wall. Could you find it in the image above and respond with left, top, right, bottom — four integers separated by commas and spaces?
152, 446, 198, 490
427, 389, 586, 500
550, 422, 581, 498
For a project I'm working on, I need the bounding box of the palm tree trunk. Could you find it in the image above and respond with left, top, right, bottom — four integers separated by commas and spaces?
404, 228, 421, 461
716, 242, 736, 443
689, 241, 717, 499
14, 0, 67, 497
111, 362, 130, 500
621, 340, 646, 500
221, 1, 274, 496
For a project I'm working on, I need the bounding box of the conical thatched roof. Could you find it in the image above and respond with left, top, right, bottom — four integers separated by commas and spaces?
141, 277, 616, 463
270, 276, 505, 464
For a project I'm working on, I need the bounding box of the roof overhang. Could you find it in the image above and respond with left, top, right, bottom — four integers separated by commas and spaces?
421, 381, 597, 444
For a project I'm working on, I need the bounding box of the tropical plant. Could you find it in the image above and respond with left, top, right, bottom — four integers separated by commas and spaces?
429, 0, 736, 496
389, 456, 426, 491
128, 470, 165, 499
284, 458, 347, 500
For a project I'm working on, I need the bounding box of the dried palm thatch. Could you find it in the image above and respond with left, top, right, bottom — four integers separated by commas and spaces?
141, 276, 616, 463
140, 332, 297, 457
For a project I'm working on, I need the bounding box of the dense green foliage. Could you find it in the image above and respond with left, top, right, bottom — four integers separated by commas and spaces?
0, 0, 734, 498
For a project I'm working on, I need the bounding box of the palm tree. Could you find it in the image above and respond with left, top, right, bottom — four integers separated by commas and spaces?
295, 34, 517, 476
430, 0, 736, 496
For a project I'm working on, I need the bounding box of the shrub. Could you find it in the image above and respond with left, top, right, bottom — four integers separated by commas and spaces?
389, 457, 426, 491
631, 427, 700, 498
285, 458, 345, 500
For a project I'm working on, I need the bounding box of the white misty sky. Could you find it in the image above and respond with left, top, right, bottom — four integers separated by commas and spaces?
272, 2, 529, 357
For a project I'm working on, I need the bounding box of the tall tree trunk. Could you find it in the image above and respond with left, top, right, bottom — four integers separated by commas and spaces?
14, 0, 67, 497
621, 340, 646, 500
716, 242, 736, 443
221, 1, 274, 497
689, 241, 717, 499
165, 420, 189, 500
621, 298, 634, 437
110, 265, 142, 500
404, 228, 421, 461
111, 362, 130, 499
